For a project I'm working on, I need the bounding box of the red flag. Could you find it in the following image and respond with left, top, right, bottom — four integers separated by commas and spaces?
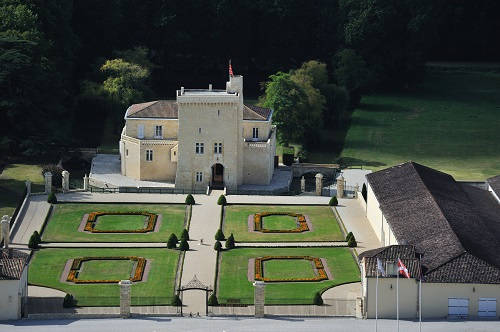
398, 258, 410, 278
229, 60, 234, 77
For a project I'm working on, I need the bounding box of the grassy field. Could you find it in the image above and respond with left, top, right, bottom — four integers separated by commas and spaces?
28, 248, 179, 306
337, 69, 500, 180
0, 164, 45, 217
261, 215, 297, 231
78, 260, 134, 281
41, 203, 185, 242
263, 259, 316, 279
95, 214, 148, 231
217, 247, 359, 304
223, 205, 343, 242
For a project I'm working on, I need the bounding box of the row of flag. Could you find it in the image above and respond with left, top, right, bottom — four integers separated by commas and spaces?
376, 257, 410, 278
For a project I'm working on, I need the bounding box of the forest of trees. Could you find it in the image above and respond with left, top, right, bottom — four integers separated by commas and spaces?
1, 0, 499, 158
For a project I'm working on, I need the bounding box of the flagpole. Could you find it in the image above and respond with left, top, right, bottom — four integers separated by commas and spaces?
419, 253, 422, 332
375, 271, 378, 332
396, 259, 399, 332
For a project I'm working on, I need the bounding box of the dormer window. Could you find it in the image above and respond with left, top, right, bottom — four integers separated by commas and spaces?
155, 125, 163, 138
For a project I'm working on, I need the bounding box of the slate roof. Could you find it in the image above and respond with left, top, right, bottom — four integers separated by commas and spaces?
0, 249, 29, 280
126, 100, 272, 121
359, 245, 422, 278
366, 162, 500, 284
486, 175, 500, 197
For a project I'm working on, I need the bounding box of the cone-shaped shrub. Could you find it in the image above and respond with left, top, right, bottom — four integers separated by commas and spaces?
33, 230, 41, 243
47, 192, 57, 204
225, 233, 235, 249
208, 293, 218, 306
313, 292, 323, 305
346, 232, 353, 242
180, 229, 189, 241
215, 229, 225, 241
185, 194, 195, 205
348, 236, 357, 248
179, 239, 190, 251
214, 240, 223, 251
329, 196, 338, 206
63, 294, 75, 308
217, 194, 227, 206
171, 294, 182, 306
28, 231, 40, 249
167, 233, 178, 249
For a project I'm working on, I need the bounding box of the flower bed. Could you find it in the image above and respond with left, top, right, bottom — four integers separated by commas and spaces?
66, 256, 146, 283
254, 212, 309, 233
254, 256, 328, 282
84, 212, 157, 233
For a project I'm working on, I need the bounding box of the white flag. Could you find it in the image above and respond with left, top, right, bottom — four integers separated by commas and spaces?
377, 258, 385, 276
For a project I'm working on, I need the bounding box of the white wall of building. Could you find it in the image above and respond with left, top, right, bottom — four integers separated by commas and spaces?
365, 182, 398, 246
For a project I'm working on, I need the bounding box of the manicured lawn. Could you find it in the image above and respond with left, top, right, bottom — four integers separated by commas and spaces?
224, 205, 343, 242
95, 214, 148, 231
262, 215, 297, 231
263, 259, 315, 279
41, 203, 185, 242
78, 260, 135, 281
338, 69, 500, 180
217, 248, 359, 304
0, 164, 45, 217
29, 248, 179, 306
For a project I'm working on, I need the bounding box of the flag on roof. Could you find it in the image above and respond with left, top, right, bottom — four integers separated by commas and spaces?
377, 258, 385, 276
398, 258, 410, 278
229, 59, 234, 77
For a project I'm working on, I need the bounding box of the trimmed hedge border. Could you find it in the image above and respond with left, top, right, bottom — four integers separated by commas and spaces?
84, 212, 157, 233
254, 212, 309, 233
254, 256, 328, 282
66, 256, 146, 283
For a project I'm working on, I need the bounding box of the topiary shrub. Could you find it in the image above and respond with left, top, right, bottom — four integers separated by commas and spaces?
167, 233, 178, 249
47, 192, 57, 204
346, 232, 353, 242
179, 239, 190, 251
63, 294, 75, 308
215, 229, 225, 241
171, 294, 182, 306
214, 240, 223, 251
28, 231, 40, 249
362, 183, 367, 202
217, 194, 227, 206
329, 196, 338, 206
313, 292, 323, 305
208, 293, 218, 306
180, 229, 189, 241
185, 194, 195, 205
348, 236, 357, 248
225, 233, 235, 249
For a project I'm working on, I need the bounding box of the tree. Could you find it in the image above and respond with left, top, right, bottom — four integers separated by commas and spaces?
179, 239, 189, 251
348, 236, 357, 248
225, 233, 235, 249
47, 192, 57, 204
313, 292, 323, 305
329, 196, 338, 206
362, 183, 367, 202
333, 49, 369, 107
180, 229, 189, 241
214, 240, 222, 251
185, 194, 195, 205
167, 233, 178, 249
63, 294, 75, 308
215, 229, 225, 241
346, 232, 354, 242
217, 194, 227, 206
208, 293, 218, 306
28, 231, 40, 249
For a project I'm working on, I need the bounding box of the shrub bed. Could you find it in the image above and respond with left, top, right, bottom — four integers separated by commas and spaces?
84, 212, 157, 233
67, 256, 146, 283
254, 212, 309, 233
254, 256, 328, 282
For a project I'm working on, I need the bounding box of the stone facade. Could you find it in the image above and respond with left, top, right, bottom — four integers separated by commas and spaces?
119, 75, 276, 190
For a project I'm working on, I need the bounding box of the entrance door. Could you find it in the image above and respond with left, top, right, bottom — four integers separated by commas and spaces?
212, 164, 224, 188
448, 298, 469, 318
478, 298, 496, 317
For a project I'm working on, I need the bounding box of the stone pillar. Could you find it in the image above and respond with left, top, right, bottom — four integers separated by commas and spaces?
253, 281, 265, 318
315, 173, 323, 196
300, 176, 306, 192
25, 180, 31, 196
83, 174, 89, 191
1, 215, 10, 248
119, 280, 132, 318
44, 172, 52, 194
354, 184, 359, 199
62, 170, 70, 193
337, 174, 345, 198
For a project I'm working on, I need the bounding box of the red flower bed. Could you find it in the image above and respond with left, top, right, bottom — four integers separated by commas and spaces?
254, 256, 328, 282
84, 212, 157, 233
254, 212, 309, 233
66, 256, 147, 283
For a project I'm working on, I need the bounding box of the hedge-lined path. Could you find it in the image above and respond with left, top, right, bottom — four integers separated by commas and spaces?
38, 242, 167, 248
234, 242, 348, 247
10, 194, 50, 249
180, 190, 224, 316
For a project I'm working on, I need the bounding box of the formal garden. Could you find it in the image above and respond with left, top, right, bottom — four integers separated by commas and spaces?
41, 203, 186, 242
28, 248, 179, 306
223, 205, 344, 242
216, 247, 359, 305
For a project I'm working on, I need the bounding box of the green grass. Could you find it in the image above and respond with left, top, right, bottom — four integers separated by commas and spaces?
28, 248, 179, 306
41, 203, 185, 242
337, 69, 500, 180
263, 259, 316, 280
94, 214, 148, 231
0, 164, 45, 217
217, 247, 360, 304
261, 215, 297, 231
78, 260, 135, 281
224, 205, 343, 242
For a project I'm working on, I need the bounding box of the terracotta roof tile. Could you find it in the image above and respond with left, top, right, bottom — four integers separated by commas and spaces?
0, 249, 29, 280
